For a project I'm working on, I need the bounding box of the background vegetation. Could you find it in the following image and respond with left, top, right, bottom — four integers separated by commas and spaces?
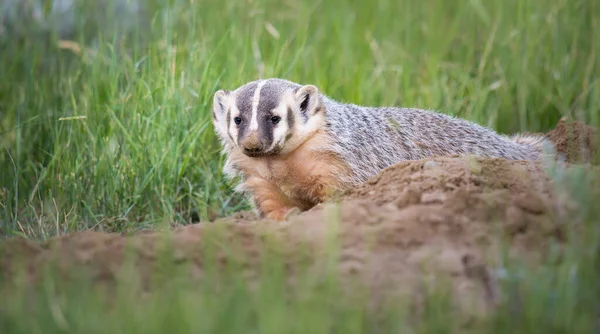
0, 0, 599, 332
1, 0, 597, 239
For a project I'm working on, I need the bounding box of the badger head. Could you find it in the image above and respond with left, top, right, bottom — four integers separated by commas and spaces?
212, 78, 326, 157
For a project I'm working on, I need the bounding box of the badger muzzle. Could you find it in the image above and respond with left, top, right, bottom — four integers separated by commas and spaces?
239, 131, 268, 157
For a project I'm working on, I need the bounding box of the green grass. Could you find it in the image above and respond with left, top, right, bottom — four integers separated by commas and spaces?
1, 0, 600, 332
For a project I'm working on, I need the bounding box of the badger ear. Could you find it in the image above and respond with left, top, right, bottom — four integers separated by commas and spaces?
294, 85, 322, 117
212, 89, 230, 121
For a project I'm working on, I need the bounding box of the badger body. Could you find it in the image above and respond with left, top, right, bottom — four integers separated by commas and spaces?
212, 78, 552, 221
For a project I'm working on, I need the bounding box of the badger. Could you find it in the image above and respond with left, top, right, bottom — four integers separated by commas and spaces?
211, 78, 553, 221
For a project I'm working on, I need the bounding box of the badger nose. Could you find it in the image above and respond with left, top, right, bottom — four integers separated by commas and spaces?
244, 142, 264, 152
240, 133, 264, 155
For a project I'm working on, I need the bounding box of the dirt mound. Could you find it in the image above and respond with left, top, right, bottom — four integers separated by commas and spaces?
344, 157, 562, 250
1, 120, 598, 317
547, 118, 597, 164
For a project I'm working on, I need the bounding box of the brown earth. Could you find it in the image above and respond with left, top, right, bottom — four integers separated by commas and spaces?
1, 119, 598, 317
547, 117, 597, 164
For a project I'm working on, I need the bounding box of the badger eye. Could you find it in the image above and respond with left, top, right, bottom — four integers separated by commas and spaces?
270, 116, 281, 124
234, 117, 242, 125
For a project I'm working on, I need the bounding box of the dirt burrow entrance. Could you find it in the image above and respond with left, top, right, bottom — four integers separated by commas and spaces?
1, 119, 598, 316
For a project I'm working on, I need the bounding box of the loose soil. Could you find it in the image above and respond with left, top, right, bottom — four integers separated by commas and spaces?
1, 119, 598, 317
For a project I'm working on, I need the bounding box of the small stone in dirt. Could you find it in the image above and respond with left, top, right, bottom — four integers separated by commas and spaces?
423, 160, 438, 170
367, 174, 381, 185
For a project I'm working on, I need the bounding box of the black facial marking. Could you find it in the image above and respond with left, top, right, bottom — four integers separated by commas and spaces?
257, 85, 279, 118
226, 108, 234, 142
232, 82, 257, 150
260, 116, 274, 149
226, 109, 230, 128
237, 115, 249, 147
287, 107, 295, 129
235, 83, 257, 115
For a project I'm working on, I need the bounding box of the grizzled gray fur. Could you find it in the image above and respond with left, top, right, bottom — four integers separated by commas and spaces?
320, 91, 549, 184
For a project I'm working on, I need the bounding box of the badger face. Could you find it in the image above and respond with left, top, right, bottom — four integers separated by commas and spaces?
212, 78, 326, 158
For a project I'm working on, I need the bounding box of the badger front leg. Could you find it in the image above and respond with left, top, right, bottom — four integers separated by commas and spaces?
243, 177, 297, 221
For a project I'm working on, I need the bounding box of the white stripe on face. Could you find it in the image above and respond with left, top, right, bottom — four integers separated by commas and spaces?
249, 80, 267, 131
